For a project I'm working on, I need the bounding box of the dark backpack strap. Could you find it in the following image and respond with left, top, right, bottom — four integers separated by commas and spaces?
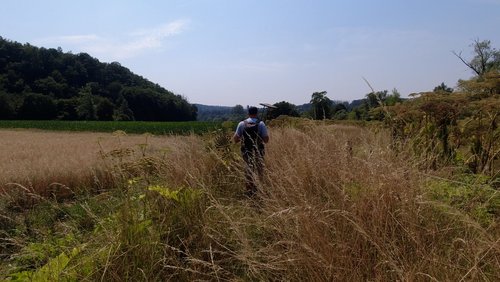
241, 119, 264, 154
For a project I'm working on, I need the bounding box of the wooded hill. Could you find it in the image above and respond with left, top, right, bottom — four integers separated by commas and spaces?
0, 37, 197, 121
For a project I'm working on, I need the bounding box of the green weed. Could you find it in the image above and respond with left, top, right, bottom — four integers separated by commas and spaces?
426, 174, 499, 227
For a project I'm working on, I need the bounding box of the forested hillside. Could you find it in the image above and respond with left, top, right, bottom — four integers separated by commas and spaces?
0, 37, 197, 121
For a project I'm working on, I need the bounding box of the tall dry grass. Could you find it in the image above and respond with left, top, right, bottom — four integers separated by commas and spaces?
157, 124, 494, 281
258, 125, 498, 280
84, 124, 498, 281
1, 124, 498, 281
0, 130, 186, 193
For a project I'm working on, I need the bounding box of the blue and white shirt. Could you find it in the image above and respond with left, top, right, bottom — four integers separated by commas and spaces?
234, 117, 268, 138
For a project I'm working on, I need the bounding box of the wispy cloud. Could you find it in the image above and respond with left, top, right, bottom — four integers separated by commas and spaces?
34, 19, 189, 61
130, 20, 187, 38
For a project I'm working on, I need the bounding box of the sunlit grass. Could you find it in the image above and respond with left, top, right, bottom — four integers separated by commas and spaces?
1, 122, 498, 281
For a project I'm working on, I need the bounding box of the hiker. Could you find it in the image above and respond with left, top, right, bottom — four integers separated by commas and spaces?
233, 106, 269, 197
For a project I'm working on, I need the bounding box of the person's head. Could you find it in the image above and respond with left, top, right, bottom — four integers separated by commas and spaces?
248, 106, 258, 117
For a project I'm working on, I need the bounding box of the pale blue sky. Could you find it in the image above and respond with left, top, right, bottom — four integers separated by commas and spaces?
1, 0, 499, 106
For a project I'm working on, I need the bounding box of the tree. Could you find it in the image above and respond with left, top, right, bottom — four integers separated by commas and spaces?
433, 82, 454, 93
365, 90, 388, 108
113, 97, 135, 121
310, 91, 332, 120
18, 93, 57, 120
106, 81, 123, 100
33, 76, 66, 97
231, 104, 246, 120
268, 101, 300, 119
95, 97, 115, 121
76, 84, 97, 120
453, 39, 500, 77
0, 92, 15, 119
56, 98, 79, 120
0, 37, 197, 121
382, 88, 402, 107
329, 102, 347, 120
360, 89, 403, 121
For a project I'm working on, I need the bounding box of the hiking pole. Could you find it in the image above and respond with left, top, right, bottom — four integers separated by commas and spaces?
259, 103, 277, 122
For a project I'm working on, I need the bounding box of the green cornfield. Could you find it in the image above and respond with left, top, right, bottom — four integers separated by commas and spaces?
0, 120, 229, 135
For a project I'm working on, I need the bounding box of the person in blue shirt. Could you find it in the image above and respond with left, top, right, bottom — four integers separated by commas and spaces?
233, 106, 269, 197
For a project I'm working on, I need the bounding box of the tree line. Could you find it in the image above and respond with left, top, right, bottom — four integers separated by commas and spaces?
0, 37, 197, 121
230, 39, 499, 128
256, 39, 497, 175
249, 39, 498, 177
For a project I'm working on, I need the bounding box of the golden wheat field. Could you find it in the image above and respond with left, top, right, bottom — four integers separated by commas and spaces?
1, 124, 499, 281
0, 129, 197, 194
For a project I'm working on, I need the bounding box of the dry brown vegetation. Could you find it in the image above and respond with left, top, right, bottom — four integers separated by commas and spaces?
0, 123, 499, 281
0, 130, 192, 198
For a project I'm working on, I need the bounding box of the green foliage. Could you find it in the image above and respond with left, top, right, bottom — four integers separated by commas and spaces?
388, 91, 467, 167
76, 85, 97, 120
0, 91, 15, 119
0, 37, 196, 121
0, 120, 222, 135
195, 104, 250, 122
426, 176, 499, 227
113, 97, 135, 121
231, 104, 246, 121
195, 104, 233, 121
388, 71, 499, 173
56, 98, 79, 120
8, 247, 81, 281
387, 39, 500, 170
95, 97, 115, 121
121, 87, 196, 121
346, 89, 402, 121
18, 93, 57, 120
454, 39, 500, 77
148, 185, 202, 206
385, 88, 402, 106
310, 91, 332, 120
267, 101, 300, 120
366, 90, 387, 108
433, 82, 454, 93
333, 109, 348, 120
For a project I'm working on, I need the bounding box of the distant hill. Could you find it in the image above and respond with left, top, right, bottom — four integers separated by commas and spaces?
296, 103, 312, 113
0, 37, 196, 121
195, 101, 367, 121
194, 104, 248, 122
349, 99, 365, 110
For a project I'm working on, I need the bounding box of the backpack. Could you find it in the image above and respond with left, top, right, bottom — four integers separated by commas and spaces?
242, 119, 264, 154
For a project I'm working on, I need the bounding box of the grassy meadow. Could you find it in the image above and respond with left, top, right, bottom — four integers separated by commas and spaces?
0, 120, 499, 281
